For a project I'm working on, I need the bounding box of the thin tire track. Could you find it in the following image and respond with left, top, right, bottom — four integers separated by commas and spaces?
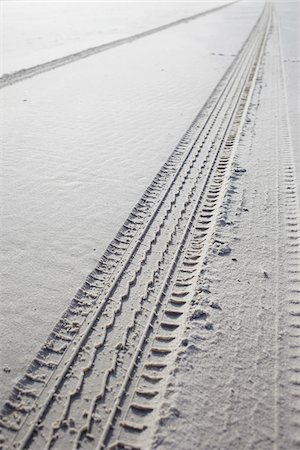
0, 0, 239, 89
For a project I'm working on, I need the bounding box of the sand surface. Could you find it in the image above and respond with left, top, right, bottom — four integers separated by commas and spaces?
0, 0, 264, 405
0, 1, 299, 449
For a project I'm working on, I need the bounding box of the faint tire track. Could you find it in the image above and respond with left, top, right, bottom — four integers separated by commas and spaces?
0, 1, 239, 89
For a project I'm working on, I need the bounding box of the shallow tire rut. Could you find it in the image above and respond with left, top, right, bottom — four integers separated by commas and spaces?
0, 5, 272, 450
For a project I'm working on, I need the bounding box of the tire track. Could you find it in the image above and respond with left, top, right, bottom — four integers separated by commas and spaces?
275, 16, 300, 448
105, 12, 271, 449
0, 10, 259, 440
0, 1, 239, 89
0, 5, 271, 450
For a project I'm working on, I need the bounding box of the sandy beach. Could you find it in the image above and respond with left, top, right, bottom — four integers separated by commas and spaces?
0, 1, 299, 449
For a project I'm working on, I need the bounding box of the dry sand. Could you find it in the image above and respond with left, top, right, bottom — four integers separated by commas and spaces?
0, 0, 264, 406
0, 1, 299, 449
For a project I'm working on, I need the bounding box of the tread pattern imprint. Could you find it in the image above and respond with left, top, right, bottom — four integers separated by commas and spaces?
0, 4, 288, 450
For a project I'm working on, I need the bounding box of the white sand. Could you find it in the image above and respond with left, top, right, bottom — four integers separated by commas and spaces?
1, 2, 300, 448
1, 1, 228, 75
0, 1, 265, 406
